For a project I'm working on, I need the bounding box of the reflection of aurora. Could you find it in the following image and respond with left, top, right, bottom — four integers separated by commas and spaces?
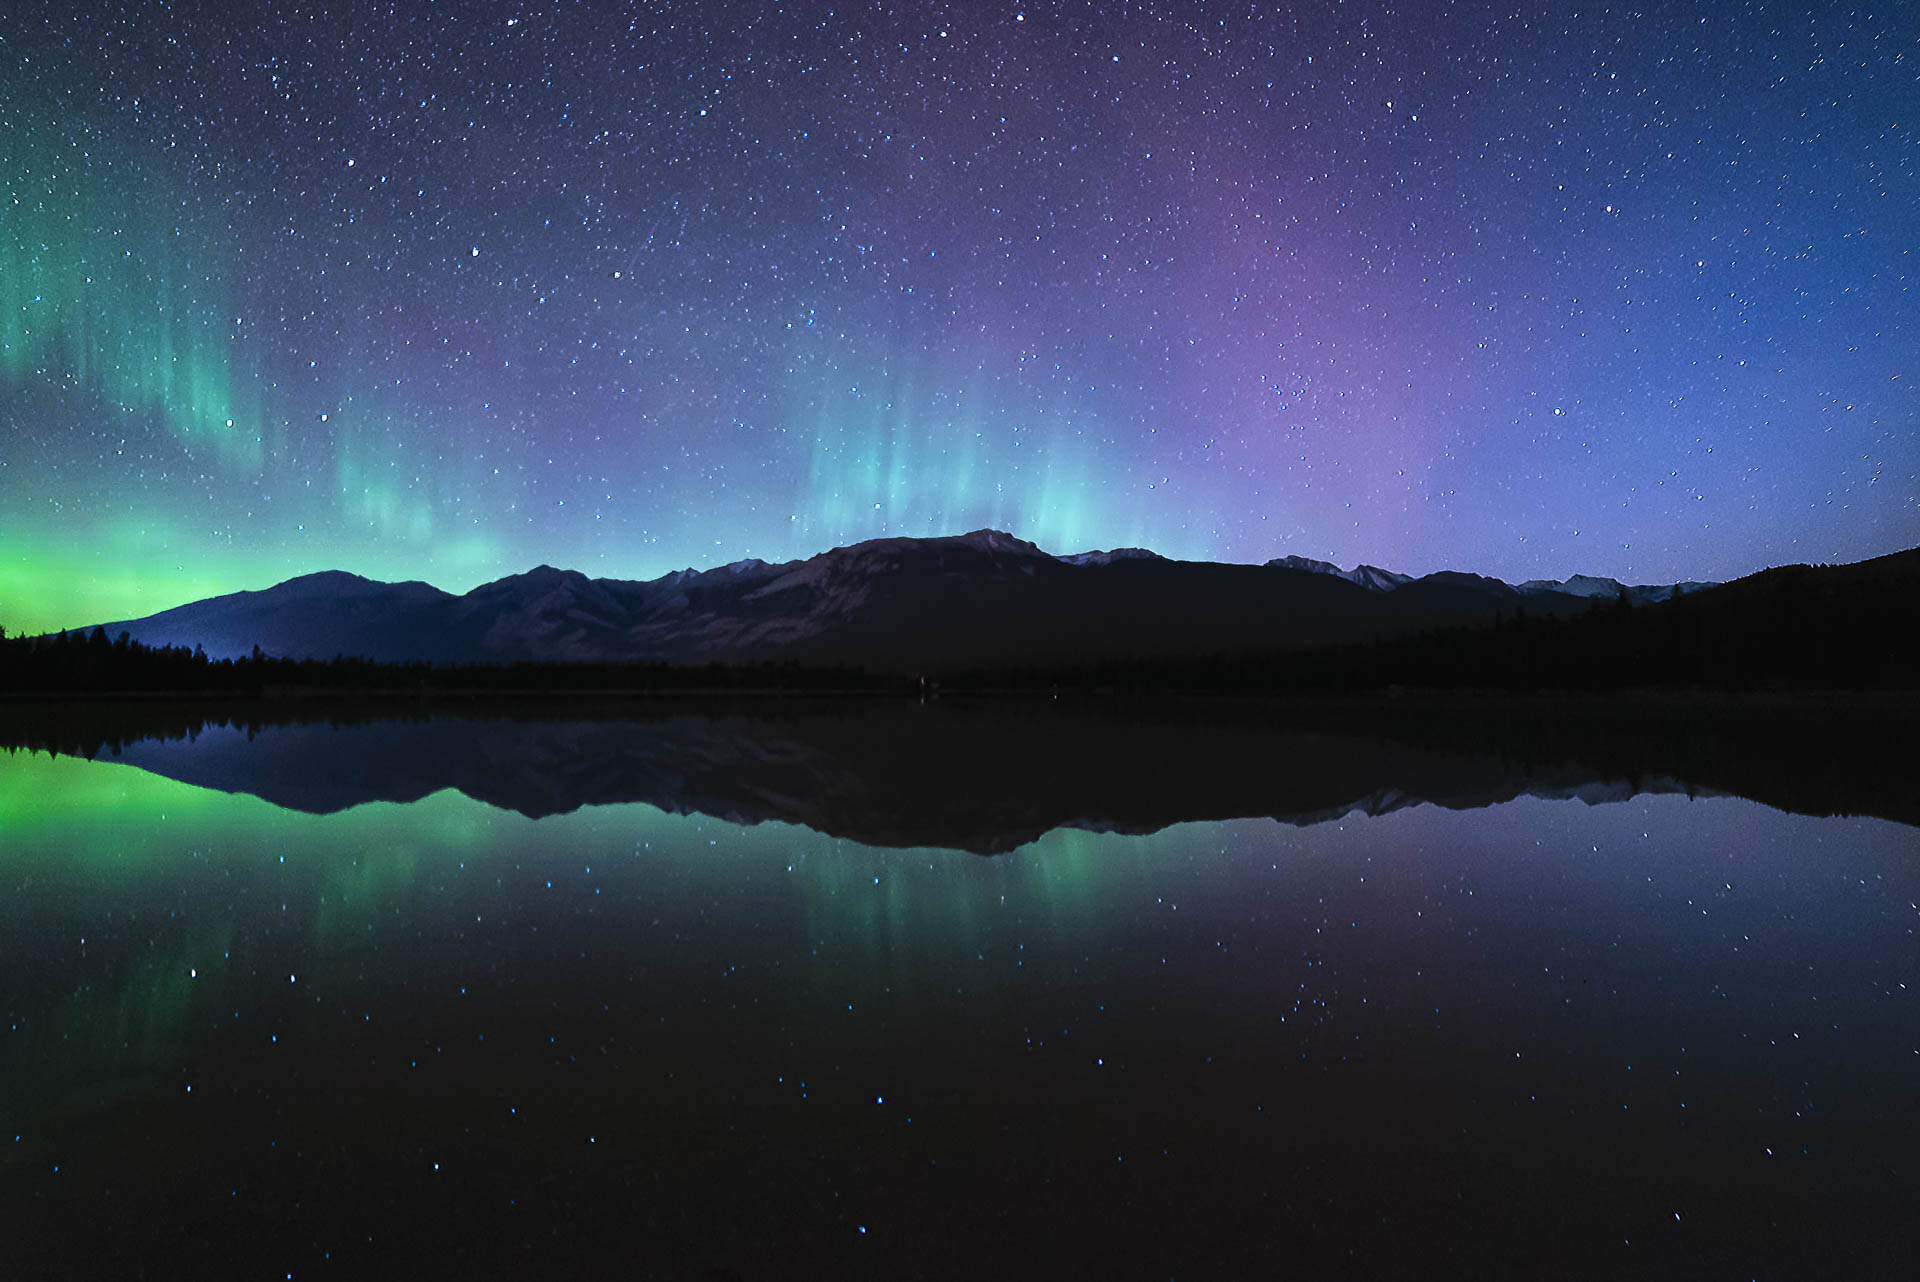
0, 750, 1204, 1135
787, 825, 1179, 997
0, 743, 1272, 1176
0, 756, 484, 1140
8, 748, 1920, 1277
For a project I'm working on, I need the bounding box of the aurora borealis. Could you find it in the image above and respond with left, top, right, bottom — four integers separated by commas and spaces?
2, 1, 1914, 634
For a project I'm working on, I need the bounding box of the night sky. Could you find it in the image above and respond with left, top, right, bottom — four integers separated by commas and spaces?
3, 0, 1914, 634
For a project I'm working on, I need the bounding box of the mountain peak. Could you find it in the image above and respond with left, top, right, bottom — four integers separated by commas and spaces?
951, 529, 1051, 557
1516, 573, 1719, 605
1518, 574, 1624, 599
488, 564, 597, 589
1061, 547, 1163, 567
1269, 554, 1343, 576
1267, 555, 1411, 592
1350, 564, 1414, 592
280, 569, 374, 587
260, 569, 436, 602
817, 529, 1052, 563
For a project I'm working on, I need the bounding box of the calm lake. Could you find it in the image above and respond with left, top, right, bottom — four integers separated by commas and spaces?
3, 698, 1915, 1278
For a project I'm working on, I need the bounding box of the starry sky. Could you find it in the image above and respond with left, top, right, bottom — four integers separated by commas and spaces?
3, 0, 1914, 634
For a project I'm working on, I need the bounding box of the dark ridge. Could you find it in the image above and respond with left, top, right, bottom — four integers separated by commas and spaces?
5, 544, 1911, 693
26, 528, 1746, 671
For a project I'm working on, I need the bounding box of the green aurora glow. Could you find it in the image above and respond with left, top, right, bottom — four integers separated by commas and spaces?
5, 2, 1914, 633
0, 746, 1238, 1139
0, 104, 1179, 633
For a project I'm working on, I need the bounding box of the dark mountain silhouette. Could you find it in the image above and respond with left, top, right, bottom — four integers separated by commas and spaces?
74, 570, 457, 661
1350, 544, 1920, 692
57, 529, 1715, 671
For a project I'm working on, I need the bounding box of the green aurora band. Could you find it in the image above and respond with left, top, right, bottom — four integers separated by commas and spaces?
1, 103, 1193, 635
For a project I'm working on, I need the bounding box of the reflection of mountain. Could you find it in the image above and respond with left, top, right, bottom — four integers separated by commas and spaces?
8, 696, 1914, 852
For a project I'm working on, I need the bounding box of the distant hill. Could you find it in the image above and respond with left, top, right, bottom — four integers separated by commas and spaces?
1185, 545, 1920, 694
56, 530, 1724, 673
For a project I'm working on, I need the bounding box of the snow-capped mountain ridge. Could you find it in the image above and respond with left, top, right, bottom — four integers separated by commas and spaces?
1059, 547, 1163, 567
1269, 553, 1712, 603
1264, 555, 1416, 593
1514, 574, 1718, 606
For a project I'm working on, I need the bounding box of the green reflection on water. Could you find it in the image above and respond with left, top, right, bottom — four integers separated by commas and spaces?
0, 749, 1198, 1141
0, 746, 233, 849
6, 730, 1919, 1275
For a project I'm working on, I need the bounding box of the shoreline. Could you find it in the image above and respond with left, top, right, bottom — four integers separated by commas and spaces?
4, 685, 1917, 707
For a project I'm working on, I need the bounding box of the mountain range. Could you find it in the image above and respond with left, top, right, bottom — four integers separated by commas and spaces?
57, 529, 1734, 670
61, 530, 1730, 671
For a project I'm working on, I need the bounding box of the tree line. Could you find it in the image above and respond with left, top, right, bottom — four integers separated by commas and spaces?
0, 625, 893, 694
948, 556, 1919, 692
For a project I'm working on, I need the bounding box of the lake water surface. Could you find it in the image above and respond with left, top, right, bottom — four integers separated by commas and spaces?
2, 701, 1915, 1278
